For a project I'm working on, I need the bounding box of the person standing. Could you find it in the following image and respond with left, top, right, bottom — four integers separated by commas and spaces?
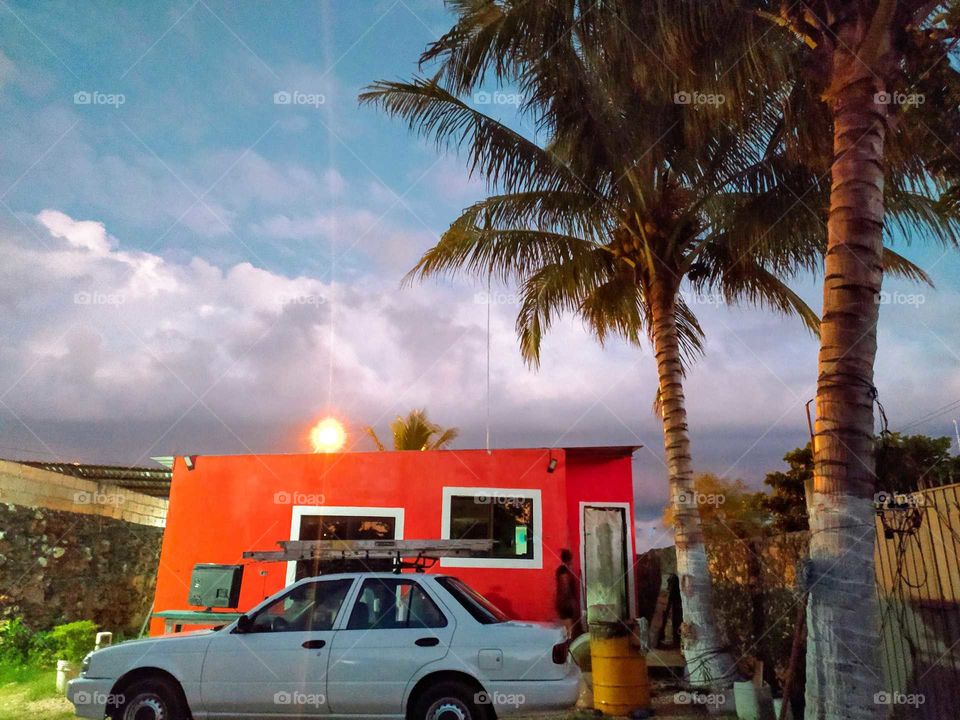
555, 549, 582, 637
657, 573, 683, 648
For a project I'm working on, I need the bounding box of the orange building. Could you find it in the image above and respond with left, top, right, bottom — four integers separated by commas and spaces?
151, 446, 638, 635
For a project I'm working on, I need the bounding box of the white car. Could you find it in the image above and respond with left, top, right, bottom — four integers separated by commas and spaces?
68, 572, 579, 720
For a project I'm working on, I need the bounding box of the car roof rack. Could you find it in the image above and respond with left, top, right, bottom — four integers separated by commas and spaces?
242, 538, 494, 573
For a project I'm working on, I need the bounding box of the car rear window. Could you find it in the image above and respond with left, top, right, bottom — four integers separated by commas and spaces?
436, 576, 509, 624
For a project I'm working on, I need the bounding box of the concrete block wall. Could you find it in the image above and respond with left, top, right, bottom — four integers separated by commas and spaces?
0, 459, 167, 527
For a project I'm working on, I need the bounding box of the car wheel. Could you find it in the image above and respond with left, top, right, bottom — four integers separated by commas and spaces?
413, 681, 491, 720
112, 677, 187, 720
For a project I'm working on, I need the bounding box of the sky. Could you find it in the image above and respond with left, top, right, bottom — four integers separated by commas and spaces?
1, 1, 959, 548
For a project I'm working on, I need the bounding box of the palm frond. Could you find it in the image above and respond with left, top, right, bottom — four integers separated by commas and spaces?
453, 190, 612, 240
514, 249, 618, 366
406, 224, 600, 287
365, 426, 387, 452
717, 260, 820, 336
881, 247, 933, 285
384, 409, 459, 451
884, 188, 960, 248
427, 427, 460, 450
360, 77, 593, 197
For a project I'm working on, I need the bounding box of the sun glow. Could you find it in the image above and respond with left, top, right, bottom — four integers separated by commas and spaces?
310, 417, 346, 453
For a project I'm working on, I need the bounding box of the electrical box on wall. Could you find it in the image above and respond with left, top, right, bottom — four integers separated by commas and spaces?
188, 564, 243, 608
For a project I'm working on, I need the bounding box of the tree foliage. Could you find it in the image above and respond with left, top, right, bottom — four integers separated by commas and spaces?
365, 409, 459, 451
361, 1, 954, 372
759, 434, 959, 532
763, 445, 814, 533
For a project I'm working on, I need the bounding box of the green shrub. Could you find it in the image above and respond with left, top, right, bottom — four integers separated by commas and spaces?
0, 618, 100, 667
0, 618, 35, 665
45, 621, 98, 664
27, 630, 56, 668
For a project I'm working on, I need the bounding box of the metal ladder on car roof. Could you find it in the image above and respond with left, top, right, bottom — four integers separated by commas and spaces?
242, 538, 494, 573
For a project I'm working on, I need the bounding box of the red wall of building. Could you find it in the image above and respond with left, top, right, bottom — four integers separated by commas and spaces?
151, 447, 635, 635
565, 450, 638, 617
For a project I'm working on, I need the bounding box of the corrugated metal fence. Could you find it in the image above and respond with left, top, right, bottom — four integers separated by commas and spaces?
875, 483, 960, 719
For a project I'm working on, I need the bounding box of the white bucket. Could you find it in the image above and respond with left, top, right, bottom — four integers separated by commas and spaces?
55, 660, 79, 694
773, 698, 789, 719
734, 681, 775, 720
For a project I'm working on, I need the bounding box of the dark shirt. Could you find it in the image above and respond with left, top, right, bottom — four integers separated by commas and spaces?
555, 565, 580, 619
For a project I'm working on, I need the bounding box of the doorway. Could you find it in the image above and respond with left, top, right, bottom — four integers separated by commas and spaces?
581, 503, 636, 623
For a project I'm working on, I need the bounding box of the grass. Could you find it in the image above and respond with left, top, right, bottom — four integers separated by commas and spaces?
0, 663, 75, 720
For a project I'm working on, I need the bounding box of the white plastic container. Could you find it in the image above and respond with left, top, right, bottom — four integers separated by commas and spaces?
55, 659, 79, 694
734, 681, 775, 720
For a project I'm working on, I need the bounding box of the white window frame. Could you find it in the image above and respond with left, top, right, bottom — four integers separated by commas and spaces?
286, 505, 405, 585
578, 501, 637, 619
440, 487, 542, 569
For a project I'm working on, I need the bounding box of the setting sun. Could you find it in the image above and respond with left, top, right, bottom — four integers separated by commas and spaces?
309, 417, 346, 453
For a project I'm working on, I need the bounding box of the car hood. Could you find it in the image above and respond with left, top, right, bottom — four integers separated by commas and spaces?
116, 629, 217, 647
85, 630, 215, 678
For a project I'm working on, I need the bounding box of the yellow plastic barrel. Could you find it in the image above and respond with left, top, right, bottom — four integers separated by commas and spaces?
590, 633, 650, 716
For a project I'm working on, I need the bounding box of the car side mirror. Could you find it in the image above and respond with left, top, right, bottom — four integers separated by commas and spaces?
234, 614, 253, 633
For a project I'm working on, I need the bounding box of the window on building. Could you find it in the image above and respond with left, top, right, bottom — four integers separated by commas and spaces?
447, 494, 535, 560
295, 514, 397, 578
346, 579, 447, 630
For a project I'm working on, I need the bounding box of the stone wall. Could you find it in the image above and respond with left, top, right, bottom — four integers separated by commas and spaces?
0, 461, 167, 633
0, 504, 163, 633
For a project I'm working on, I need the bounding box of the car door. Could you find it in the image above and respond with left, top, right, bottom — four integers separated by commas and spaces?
200, 578, 354, 718
326, 577, 455, 715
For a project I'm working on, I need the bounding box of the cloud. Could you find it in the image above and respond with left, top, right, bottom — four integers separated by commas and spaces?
422, 157, 486, 203
39, 210, 114, 254
1, 209, 957, 507
0, 210, 488, 444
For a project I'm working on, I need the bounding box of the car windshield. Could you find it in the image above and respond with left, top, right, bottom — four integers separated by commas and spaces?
436, 576, 509, 624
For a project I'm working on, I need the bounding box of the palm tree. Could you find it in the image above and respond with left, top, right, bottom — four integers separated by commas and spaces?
362, 0, 948, 689
753, 5, 960, 715
363, 5, 802, 686
365, 409, 459, 451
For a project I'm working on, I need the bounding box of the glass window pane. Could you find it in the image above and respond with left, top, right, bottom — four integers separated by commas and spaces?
449, 497, 491, 540
311, 579, 354, 630
436, 576, 508, 624
295, 514, 397, 577
407, 584, 447, 629
346, 579, 446, 630
448, 494, 534, 560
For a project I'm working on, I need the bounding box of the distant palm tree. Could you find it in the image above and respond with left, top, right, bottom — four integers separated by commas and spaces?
365, 409, 459, 451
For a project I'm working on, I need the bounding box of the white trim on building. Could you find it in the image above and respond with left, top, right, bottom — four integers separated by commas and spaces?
439, 486, 543, 569
286, 505, 405, 585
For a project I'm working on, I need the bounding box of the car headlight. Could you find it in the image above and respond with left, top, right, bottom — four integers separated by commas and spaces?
80, 652, 92, 677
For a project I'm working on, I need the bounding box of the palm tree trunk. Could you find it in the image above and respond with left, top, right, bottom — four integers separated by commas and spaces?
650, 285, 734, 688
805, 28, 887, 720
